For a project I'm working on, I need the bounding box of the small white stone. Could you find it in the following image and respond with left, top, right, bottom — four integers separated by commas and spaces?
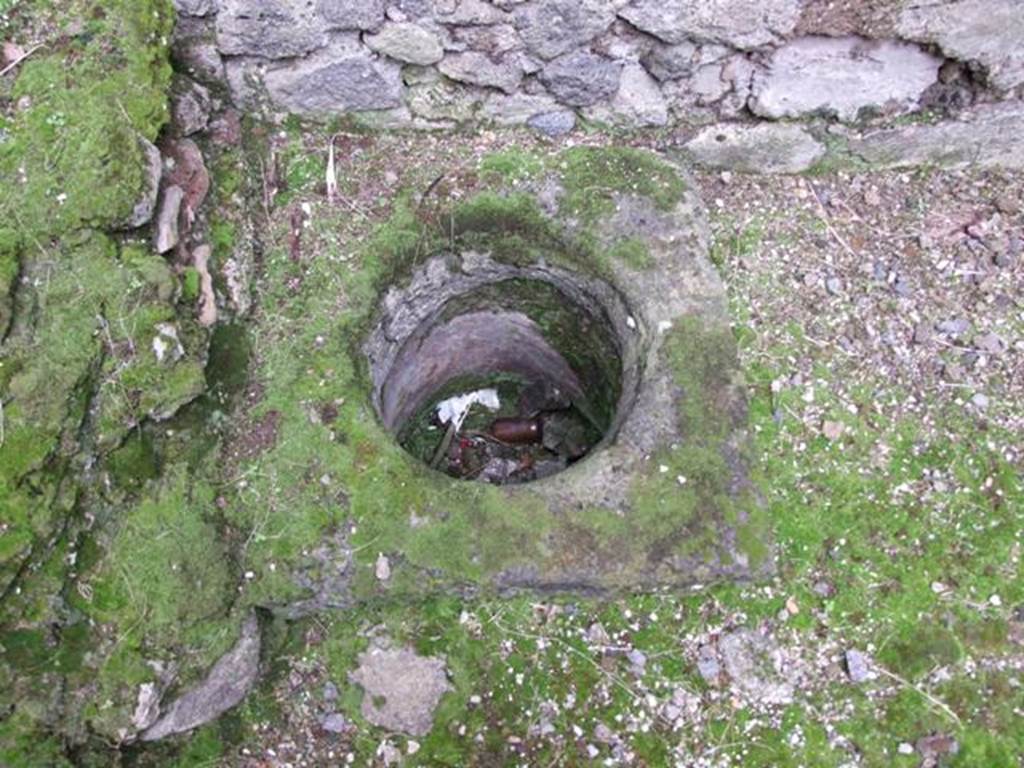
626, 316, 637, 330
931, 581, 948, 594
676, 475, 687, 485
897, 742, 914, 755
989, 594, 1003, 607
375, 553, 391, 581
659, 464, 669, 473
407, 740, 420, 755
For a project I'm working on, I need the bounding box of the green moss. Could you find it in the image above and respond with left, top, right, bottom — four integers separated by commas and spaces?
478, 149, 544, 182
182, 267, 201, 301
0, 0, 174, 240
606, 236, 653, 269
556, 145, 686, 221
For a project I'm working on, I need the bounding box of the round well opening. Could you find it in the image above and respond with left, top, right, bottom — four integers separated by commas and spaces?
365, 256, 639, 485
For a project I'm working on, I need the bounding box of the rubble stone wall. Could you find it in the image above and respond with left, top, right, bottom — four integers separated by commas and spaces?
171, 0, 1024, 169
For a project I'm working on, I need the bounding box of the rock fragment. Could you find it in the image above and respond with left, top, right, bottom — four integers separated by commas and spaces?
349, 644, 451, 736
683, 124, 825, 174
154, 185, 184, 254
122, 137, 163, 229
844, 649, 871, 683
141, 613, 262, 741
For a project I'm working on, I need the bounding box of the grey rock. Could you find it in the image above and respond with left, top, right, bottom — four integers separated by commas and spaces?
173, 0, 216, 16
696, 643, 720, 684
515, 0, 615, 60
627, 649, 647, 675
170, 77, 211, 137
974, 333, 1005, 354
750, 36, 942, 122
408, 78, 484, 122
317, 0, 386, 30
540, 51, 621, 107
586, 622, 610, 647
154, 185, 184, 254
825, 276, 843, 296
265, 42, 403, 114
216, 0, 327, 58
683, 123, 825, 174
642, 40, 699, 82
618, 0, 800, 48
850, 103, 1024, 171
439, 52, 524, 94
971, 392, 990, 410
349, 645, 451, 736
323, 681, 339, 702
719, 630, 793, 705
365, 22, 444, 65
123, 137, 163, 229
936, 318, 971, 337
450, 23, 522, 56
131, 683, 161, 732
483, 92, 561, 124
690, 62, 731, 103
141, 613, 262, 741
321, 712, 347, 733
586, 62, 668, 126
898, 0, 1024, 92
844, 649, 871, 683
172, 36, 225, 85
527, 110, 576, 136
437, 0, 510, 25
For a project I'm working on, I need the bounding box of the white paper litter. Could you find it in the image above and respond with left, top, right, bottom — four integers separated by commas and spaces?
436, 388, 500, 431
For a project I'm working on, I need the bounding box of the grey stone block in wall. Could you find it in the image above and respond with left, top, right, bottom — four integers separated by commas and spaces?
317, 0, 386, 31
539, 50, 622, 107
897, 0, 1024, 92
527, 110, 576, 136
849, 103, 1024, 170
439, 51, 525, 94
584, 62, 668, 127
435, 0, 510, 26
642, 40, 700, 82
682, 123, 826, 173
618, 0, 801, 49
750, 36, 942, 122
365, 22, 445, 65
216, 0, 328, 58
264, 42, 403, 114
514, 0, 616, 60
482, 92, 562, 125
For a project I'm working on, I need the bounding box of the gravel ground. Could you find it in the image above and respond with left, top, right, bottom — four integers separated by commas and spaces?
196, 130, 1023, 767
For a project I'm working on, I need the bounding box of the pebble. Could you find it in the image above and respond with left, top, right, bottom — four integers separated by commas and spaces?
321, 712, 347, 733
844, 649, 871, 683
898, 742, 914, 755
974, 332, 1004, 354
825, 276, 843, 295
323, 681, 339, 702
936, 318, 970, 336
375, 553, 391, 581
696, 644, 720, 685
971, 392, 990, 410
